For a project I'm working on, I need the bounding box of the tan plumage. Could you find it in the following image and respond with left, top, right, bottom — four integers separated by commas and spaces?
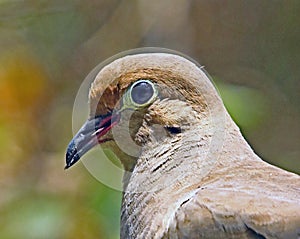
66, 52, 300, 239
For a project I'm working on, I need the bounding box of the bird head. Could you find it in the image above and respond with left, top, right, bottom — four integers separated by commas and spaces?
66, 52, 226, 178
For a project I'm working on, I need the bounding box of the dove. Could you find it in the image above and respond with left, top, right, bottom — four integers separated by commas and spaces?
65, 51, 300, 239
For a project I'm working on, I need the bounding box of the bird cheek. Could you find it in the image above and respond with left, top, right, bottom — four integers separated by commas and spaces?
135, 123, 178, 146
135, 123, 152, 145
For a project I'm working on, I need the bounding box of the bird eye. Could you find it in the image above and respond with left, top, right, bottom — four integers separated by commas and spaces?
129, 80, 157, 106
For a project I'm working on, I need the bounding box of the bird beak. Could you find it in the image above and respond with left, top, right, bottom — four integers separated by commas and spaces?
65, 113, 120, 169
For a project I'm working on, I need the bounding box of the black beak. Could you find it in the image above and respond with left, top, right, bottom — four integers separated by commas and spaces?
65, 113, 120, 169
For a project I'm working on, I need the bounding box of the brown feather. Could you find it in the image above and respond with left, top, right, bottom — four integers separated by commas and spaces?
83, 53, 300, 239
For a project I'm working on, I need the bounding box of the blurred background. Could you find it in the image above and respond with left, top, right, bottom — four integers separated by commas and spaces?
0, 1, 299, 238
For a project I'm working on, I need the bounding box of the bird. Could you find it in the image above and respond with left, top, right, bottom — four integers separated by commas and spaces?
65, 51, 300, 239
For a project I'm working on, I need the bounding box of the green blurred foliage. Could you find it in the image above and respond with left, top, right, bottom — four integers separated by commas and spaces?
0, 195, 69, 239
216, 82, 269, 131
0, 1, 299, 239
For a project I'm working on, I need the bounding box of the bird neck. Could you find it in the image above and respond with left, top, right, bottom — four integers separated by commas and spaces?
120, 111, 258, 238
120, 105, 235, 237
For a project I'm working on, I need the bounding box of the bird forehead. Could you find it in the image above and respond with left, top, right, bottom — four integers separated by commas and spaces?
88, 53, 213, 117
89, 53, 199, 96
88, 68, 181, 116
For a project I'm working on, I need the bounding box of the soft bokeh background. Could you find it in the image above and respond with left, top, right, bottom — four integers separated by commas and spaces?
0, 1, 299, 238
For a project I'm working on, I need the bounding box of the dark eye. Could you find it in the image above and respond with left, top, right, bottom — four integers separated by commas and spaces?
131, 80, 155, 105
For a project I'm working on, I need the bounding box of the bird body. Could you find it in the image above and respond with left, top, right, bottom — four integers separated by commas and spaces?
121, 110, 299, 239
66, 52, 300, 238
